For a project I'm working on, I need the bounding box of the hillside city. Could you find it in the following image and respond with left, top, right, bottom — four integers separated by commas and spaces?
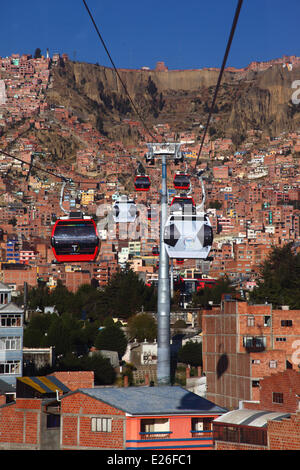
0, 50, 300, 451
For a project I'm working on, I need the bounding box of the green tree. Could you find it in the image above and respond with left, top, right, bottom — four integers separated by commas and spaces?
177, 341, 202, 367
127, 313, 157, 342
44, 315, 72, 356
192, 276, 236, 307
57, 353, 116, 385
249, 243, 300, 308
103, 269, 156, 318
94, 324, 128, 359
48, 280, 74, 315
23, 313, 53, 347
72, 283, 106, 321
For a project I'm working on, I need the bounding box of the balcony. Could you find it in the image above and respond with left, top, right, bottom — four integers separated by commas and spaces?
139, 431, 172, 440
243, 336, 266, 353
213, 423, 267, 447
190, 430, 213, 438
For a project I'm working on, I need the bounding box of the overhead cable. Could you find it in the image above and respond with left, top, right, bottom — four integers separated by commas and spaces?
193, 0, 244, 171
82, 0, 157, 142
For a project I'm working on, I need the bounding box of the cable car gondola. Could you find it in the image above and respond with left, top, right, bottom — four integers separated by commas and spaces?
170, 195, 196, 214
152, 245, 159, 256
173, 173, 190, 190
112, 195, 137, 223
51, 212, 99, 263
134, 175, 151, 192
163, 213, 213, 259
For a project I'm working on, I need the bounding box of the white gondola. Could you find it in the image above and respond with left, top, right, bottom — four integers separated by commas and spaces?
163, 213, 213, 259
163, 171, 213, 259
112, 195, 137, 223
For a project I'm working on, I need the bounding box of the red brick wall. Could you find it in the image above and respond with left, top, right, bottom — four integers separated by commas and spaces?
0, 395, 6, 406
268, 413, 300, 450
215, 441, 267, 450
49, 371, 94, 390
0, 399, 41, 449
259, 370, 300, 413
61, 391, 125, 450
272, 309, 300, 366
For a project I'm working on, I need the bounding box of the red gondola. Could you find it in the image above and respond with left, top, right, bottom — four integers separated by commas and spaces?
152, 245, 159, 256
170, 195, 196, 214
51, 214, 99, 263
173, 173, 190, 190
134, 175, 151, 191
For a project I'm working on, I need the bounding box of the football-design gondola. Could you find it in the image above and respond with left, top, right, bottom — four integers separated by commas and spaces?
112, 195, 137, 223
163, 213, 213, 259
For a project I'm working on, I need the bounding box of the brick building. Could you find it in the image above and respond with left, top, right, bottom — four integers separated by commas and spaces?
213, 369, 300, 450
0, 372, 94, 450
59, 386, 226, 450
0, 374, 227, 450
202, 298, 300, 409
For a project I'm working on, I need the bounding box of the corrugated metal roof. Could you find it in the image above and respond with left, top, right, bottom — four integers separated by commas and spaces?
214, 409, 291, 427
17, 376, 70, 395
75, 386, 228, 416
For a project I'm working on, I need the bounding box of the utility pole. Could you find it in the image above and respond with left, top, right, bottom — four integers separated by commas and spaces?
147, 143, 182, 386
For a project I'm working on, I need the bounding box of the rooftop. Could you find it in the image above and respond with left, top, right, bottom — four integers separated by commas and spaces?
214, 409, 291, 428
73, 386, 227, 416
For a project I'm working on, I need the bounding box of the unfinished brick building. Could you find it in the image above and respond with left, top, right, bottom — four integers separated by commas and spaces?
213, 369, 300, 450
202, 298, 300, 409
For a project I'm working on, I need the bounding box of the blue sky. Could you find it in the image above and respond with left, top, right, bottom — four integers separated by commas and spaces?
1, 0, 300, 70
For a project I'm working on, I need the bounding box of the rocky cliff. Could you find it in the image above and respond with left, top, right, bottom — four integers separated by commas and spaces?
46, 59, 300, 143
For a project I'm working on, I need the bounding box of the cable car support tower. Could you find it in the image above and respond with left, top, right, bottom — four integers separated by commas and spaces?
146, 143, 183, 386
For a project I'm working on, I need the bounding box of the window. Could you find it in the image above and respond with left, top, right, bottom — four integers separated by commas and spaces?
243, 336, 266, 350
0, 360, 21, 375
47, 414, 60, 428
243, 336, 254, 348
281, 320, 292, 327
91, 417, 112, 433
0, 314, 22, 327
0, 336, 21, 350
276, 337, 286, 342
264, 316, 271, 327
191, 417, 213, 432
247, 315, 255, 327
269, 360, 277, 369
273, 392, 283, 404
252, 359, 260, 364
252, 380, 260, 388
140, 418, 171, 439
140, 418, 169, 433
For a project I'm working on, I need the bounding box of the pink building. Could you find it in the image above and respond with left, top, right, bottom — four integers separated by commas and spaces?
60, 386, 226, 450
